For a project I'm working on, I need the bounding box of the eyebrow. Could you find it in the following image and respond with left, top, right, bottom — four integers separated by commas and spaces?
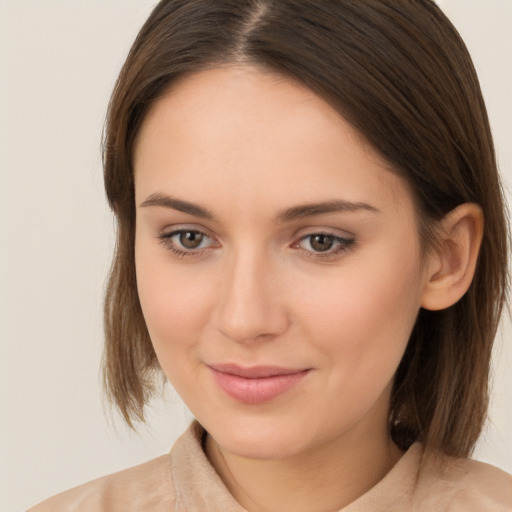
139, 193, 380, 222
276, 199, 380, 222
140, 193, 214, 219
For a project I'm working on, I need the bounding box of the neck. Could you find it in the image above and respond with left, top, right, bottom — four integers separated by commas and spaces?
205, 421, 403, 512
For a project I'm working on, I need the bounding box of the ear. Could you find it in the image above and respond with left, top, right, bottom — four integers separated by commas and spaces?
421, 203, 484, 311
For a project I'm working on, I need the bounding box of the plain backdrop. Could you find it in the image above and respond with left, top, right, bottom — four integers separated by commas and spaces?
0, 1, 510, 511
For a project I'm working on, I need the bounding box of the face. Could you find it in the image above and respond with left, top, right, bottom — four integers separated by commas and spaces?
134, 65, 428, 460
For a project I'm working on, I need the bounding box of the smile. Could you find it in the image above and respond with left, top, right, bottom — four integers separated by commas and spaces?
207, 364, 312, 404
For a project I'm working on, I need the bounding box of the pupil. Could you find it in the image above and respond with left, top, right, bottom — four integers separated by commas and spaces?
311, 234, 334, 252
180, 231, 203, 249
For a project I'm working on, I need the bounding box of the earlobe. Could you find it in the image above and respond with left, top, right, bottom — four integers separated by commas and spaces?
421, 203, 484, 311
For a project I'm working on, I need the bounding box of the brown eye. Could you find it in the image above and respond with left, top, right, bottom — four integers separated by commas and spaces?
179, 231, 204, 249
295, 232, 355, 257
309, 234, 335, 252
158, 229, 216, 256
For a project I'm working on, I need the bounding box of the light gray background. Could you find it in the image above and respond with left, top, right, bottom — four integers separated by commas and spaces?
0, 1, 510, 511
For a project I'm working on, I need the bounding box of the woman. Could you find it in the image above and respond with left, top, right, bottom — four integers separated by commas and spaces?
30, 0, 511, 510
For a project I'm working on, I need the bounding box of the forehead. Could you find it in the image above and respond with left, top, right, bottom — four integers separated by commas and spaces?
134, 65, 414, 217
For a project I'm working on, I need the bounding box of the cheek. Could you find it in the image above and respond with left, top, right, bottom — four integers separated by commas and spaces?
135, 243, 215, 366
288, 253, 423, 433
294, 247, 423, 374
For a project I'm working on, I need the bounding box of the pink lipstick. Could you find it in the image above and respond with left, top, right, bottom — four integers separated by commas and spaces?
208, 364, 311, 404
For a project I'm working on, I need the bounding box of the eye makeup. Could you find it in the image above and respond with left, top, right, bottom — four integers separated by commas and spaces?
157, 227, 355, 262
157, 229, 217, 259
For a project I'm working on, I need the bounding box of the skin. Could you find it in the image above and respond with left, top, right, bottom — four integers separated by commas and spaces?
133, 65, 482, 512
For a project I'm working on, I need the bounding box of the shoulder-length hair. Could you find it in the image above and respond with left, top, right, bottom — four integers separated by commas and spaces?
102, 0, 509, 457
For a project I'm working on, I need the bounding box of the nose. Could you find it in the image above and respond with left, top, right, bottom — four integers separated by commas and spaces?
212, 249, 289, 344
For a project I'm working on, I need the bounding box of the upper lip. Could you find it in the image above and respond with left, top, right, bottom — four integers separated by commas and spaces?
208, 363, 309, 379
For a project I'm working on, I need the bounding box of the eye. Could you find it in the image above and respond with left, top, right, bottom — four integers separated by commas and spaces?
294, 232, 355, 257
174, 230, 207, 249
158, 229, 217, 257
306, 234, 337, 252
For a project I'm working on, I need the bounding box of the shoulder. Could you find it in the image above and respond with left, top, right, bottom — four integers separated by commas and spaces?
415, 452, 512, 511
27, 454, 176, 512
27, 422, 217, 512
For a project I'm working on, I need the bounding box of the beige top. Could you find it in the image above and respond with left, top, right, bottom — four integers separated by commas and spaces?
29, 422, 512, 512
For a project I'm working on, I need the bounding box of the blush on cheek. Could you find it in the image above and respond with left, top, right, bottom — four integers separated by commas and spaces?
301, 263, 419, 362
136, 262, 212, 356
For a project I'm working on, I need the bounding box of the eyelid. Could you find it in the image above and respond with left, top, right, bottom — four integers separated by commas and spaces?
293, 232, 354, 248
292, 226, 355, 242
158, 223, 218, 241
157, 225, 220, 257
155, 224, 355, 260
291, 229, 356, 259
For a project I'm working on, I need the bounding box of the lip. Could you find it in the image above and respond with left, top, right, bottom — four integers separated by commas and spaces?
207, 364, 311, 404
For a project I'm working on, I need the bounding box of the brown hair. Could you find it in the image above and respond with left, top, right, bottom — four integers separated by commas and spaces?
102, 0, 509, 457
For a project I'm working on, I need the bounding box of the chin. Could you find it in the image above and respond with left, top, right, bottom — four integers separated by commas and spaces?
203, 413, 311, 460
217, 433, 302, 461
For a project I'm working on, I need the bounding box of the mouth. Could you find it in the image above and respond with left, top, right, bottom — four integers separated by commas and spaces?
207, 363, 312, 404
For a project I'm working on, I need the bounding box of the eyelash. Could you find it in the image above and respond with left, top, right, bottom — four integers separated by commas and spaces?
157, 230, 355, 260
294, 233, 355, 259
157, 229, 215, 259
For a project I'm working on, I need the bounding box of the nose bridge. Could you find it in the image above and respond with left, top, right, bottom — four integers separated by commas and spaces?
214, 243, 287, 343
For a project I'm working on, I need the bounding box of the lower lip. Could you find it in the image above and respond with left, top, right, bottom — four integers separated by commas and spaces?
208, 368, 311, 404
